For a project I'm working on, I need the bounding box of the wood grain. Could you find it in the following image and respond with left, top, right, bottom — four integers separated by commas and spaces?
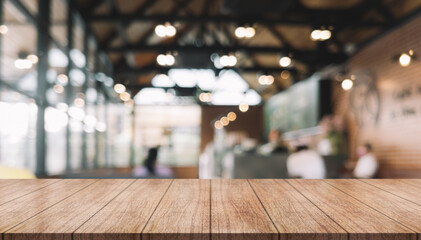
74, 179, 172, 240
211, 179, 278, 240
361, 179, 421, 203
0, 179, 61, 206
249, 179, 347, 240
1, 179, 421, 240
287, 179, 416, 240
4, 179, 134, 240
0, 180, 22, 189
142, 179, 210, 240
0, 179, 97, 234
326, 179, 421, 234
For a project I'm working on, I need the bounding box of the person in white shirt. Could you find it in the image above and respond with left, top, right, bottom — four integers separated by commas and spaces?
287, 145, 326, 179
353, 144, 378, 178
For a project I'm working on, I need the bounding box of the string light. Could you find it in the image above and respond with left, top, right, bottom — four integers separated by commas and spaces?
155, 22, 176, 38
120, 92, 131, 102
279, 56, 292, 67
0, 25, 8, 34
399, 53, 412, 67
258, 75, 274, 85
239, 103, 249, 112
227, 112, 237, 121
199, 92, 212, 102
214, 120, 223, 129
114, 83, 126, 94
235, 26, 256, 39
220, 117, 229, 126
157, 53, 175, 66
311, 29, 331, 41
341, 79, 353, 91
219, 55, 237, 67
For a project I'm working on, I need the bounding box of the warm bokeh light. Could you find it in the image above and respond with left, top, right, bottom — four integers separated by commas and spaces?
14, 59, 32, 69
281, 70, 290, 79
258, 75, 274, 85
239, 103, 249, 112
199, 92, 212, 102
341, 79, 353, 91
279, 56, 292, 67
311, 29, 331, 41
157, 53, 175, 66
120, 92, 131, 102
73, 98, 85, 107
220, 116, 229, 126
53, 84, 64, 94
214, 120, 223, 129
235, 26, 255, 38
227, 112, 237, 121
219, 55, 237, 67
57, 74, 68, 85
399, 53, 411, 67
114, 83, 126, 94
27, 54, 38, 64
0, 24, 8, 34
155, 22, 176, 38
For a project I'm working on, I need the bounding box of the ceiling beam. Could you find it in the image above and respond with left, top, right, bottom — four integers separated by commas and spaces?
106, 44, 347, 63
115, 66, 298, 75
88, 14, 386, 28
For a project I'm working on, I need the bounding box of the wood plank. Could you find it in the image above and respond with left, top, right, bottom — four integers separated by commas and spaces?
0, 179, 97, 234
211, 179, 278, 240
361, 179, 421, 203
0, 179, 61, 206
287, 179, 416, 240
142, 179, 210, 240
0, 180, 21, 189
4, 179, 134, 240
249, 179, 347, 240
74, 179, 172, 240
325, 179, 421, 233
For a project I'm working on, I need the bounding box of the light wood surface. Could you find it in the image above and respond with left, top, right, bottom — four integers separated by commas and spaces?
4, 179, 134, 240
287, 179, 416, 240
142, 179, 210, 240
1, 179, 421, 240
211, 179, 278, 240
325, 179, 421, 233
249, 179, 347, 240
74, 179, 171, 240
0, 179, 61, 205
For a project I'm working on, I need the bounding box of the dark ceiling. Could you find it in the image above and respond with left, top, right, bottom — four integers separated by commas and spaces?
75, 0, 421, 100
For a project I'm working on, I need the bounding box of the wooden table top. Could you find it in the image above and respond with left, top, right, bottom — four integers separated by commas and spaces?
0, 179, 420, 240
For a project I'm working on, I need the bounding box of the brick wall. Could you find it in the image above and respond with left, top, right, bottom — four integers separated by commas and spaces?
334, 14, 421, 177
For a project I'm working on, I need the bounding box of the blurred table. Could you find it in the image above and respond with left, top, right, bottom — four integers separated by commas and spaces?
0, 179, 420, 240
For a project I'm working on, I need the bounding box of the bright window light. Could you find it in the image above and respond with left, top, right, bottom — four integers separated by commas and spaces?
214, 70, 249, 93
134, 88, 173, 105
48, 48, 68, 68
70, 49, 86, 68
69, 69, 86, 87
211, 91, 245, 105
151, 74, 175, 87
244, 89, 261, 105
169, 69, 197, 87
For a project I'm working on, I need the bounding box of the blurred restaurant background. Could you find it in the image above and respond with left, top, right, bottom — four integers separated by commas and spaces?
1, 0, 421, 179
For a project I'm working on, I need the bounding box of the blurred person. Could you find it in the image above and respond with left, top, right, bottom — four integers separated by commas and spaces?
353, 143, 378, 178
287, 145, 326, 179
133, 147, 173, 178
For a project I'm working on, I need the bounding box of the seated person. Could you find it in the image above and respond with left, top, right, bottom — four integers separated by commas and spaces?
133, 147, 173, 178
287, 145, 326, 179
353, 144, 378, 178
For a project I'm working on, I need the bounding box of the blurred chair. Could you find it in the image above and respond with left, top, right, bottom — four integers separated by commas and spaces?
0, 165, 36, 179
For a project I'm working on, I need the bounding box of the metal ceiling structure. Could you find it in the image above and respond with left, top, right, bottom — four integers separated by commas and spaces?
76, 0, 421, 98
